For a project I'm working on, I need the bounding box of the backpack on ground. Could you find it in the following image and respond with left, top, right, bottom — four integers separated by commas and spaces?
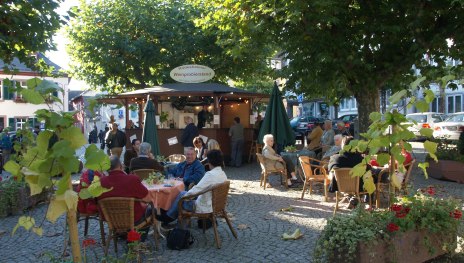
166, 228, 194, 250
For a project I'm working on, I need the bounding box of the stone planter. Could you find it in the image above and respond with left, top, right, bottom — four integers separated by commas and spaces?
0, 184, 51, 218
427, 160, 464, 184
345, 230, 456, 263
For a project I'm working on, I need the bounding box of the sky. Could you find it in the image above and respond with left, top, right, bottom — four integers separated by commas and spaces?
46, 0, 86, 90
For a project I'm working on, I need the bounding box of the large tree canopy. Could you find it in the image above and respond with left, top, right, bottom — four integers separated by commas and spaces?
66, 0, 274, 93
192, 0, 464, 132
0, 0, 62, 68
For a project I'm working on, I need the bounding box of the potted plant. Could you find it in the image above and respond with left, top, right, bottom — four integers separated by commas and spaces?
313, 187, 463, 263
284, 145, 297, 153
159, 111, 169, 128
426, 134, 464, 183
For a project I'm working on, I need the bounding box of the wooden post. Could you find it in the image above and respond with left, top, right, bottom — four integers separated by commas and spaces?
67, 174, 82, 262
138, 100, 144, 128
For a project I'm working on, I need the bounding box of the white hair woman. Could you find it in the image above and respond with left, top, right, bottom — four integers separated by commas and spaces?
262, 134, 299, 187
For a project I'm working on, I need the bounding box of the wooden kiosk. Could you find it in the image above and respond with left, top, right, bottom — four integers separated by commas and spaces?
98, 83, 269, 160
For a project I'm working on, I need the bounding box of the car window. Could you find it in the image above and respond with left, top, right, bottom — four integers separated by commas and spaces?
432, 114, 443, 122
406, 115, 426, 123
445, 114, 464, 122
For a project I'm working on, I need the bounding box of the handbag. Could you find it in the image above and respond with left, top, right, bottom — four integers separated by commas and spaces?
166, 228, 194, 250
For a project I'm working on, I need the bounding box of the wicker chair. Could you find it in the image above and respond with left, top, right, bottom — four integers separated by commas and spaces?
177, 181, 237, 249
98, 197, 159, 255
248, 141, 263, 163
256, 153, 288, 190
168, 154, 186, 163
299, 156, 329, 201
375, 159, 416, 208
132, 169, 154, 180
332, 168, 371, 216
77, 208, 106, 246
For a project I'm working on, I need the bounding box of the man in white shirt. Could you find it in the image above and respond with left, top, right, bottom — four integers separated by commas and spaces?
160, 150, 228, 222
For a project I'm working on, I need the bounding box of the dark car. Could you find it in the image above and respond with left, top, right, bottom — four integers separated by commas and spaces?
292, 116, 325, 138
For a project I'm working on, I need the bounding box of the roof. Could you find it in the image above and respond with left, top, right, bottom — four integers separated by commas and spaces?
98, 83, 269, 104
0, 53, 64, 75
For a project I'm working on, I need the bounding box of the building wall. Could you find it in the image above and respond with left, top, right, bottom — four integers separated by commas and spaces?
0, 75, 69, 130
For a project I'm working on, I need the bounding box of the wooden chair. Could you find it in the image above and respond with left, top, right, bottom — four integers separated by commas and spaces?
77, 208, 106, 246
177, 181, 237, 249
375, 160, 416, 208
98, 197, 160, 255
256, 153, 288, 190
132, 169, 154, 180
299, 156, 329, 201
168, 154, 186, 163
332, 168, 371, 216
248, 141, 263, 163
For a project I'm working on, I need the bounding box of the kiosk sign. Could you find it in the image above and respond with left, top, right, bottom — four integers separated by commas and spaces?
170, 64, 215, 83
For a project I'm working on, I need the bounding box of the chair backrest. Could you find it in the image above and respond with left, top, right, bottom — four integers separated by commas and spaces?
211, 181, 231, 213
256, 153, 266, 171
168, 154, 186, 163
333, 168, 359, 194
298, 156, 314, 178
256, 143, 263, 153
132, 169, 154, 180
402, 159, 416, 186
99, 197, 135, 233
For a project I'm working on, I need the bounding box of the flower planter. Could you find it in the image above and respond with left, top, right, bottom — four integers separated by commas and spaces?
427, 160, 464, 184
0, 184, 51, 218
352, 230, 456, 263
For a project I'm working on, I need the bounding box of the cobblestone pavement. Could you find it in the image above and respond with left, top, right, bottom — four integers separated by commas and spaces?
0, 143, 463, 262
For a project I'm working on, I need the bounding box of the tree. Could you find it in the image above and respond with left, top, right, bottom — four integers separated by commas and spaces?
191, 0, 464, 132
0, 0, 63, 68
66, 0, 273, 93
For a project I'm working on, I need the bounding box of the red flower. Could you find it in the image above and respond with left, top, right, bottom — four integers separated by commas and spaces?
391, 204, 402, 212
127, 229, 141, 242
450, 209, 462, 220
403, 207, 411, 214
395, 211, 407, 218
426, 187, 435, 195
82, 238, 97, 248
387, 223, 400, 232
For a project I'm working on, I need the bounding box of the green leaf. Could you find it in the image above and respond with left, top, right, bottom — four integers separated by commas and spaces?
4, 161, 21, 176
36, 130, 53, 152
389, 90, 407, 104
35, 79, 60, 95
85, 146, 110, 171
369, 112, 382, 122
21, 89, 45, 104
78, 188, 93, 200
12, 216, 36, 235
424, 140, 438, 161
46, 198, 68, 223
418, 162, 429, 179
55, 173, 71, 196
376, 153, 390, 166
415, 101, 430, 112
51, 141, 75, 159
409, 76, 426, 90
87, 176, 112, 197
362, 171, 375, 194
424, 89, 435, 104
419, 128, 433, 138
32, 227, 43, 236
351, 163, 366, 178
59, 127, 87, 149
26, 78, 42, 89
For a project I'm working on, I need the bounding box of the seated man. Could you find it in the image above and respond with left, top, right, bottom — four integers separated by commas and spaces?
129, 142, 164, 172
99, 156, 151, 234
307, 122, 323, 151
335, 121, 351, 136
167, 147, 205, 189
124, 138, 141, 173
160, 150, 227, 222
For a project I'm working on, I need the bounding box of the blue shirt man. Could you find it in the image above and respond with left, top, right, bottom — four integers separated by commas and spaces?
167, 147, 205, 189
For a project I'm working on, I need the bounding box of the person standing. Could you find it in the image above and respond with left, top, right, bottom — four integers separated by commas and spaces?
101, 126, 109, 151
229, 117, 244, 167
98, 129, 105, 144
197, 106, 207, 129
105, 123, 126, 158
180, 116, 199, 149
253, 115, 263, 140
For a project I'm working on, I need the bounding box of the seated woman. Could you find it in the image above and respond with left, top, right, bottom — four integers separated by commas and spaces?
262, 134, 299, 187
371, 147, 412, 184
321, 134, 343, 162
193, 136, 207, 161
320, 120, 335, 153
307, 122, 324, 152
77, 169, 104, 214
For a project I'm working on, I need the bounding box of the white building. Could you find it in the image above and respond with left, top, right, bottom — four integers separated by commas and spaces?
0, 53, 69, 131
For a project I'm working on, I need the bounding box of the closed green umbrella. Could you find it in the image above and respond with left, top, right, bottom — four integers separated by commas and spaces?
258, 82, 295, 148
142, 100, 161, 156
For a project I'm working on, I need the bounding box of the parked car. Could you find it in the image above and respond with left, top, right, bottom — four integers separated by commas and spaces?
291, 116, 324, 138
433, 112, 464, 141
405, 112, 445, 140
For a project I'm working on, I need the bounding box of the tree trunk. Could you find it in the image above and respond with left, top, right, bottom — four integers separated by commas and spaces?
439, 85, 446, 113
67, 178, 82, 262
354, 88, 380, 134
